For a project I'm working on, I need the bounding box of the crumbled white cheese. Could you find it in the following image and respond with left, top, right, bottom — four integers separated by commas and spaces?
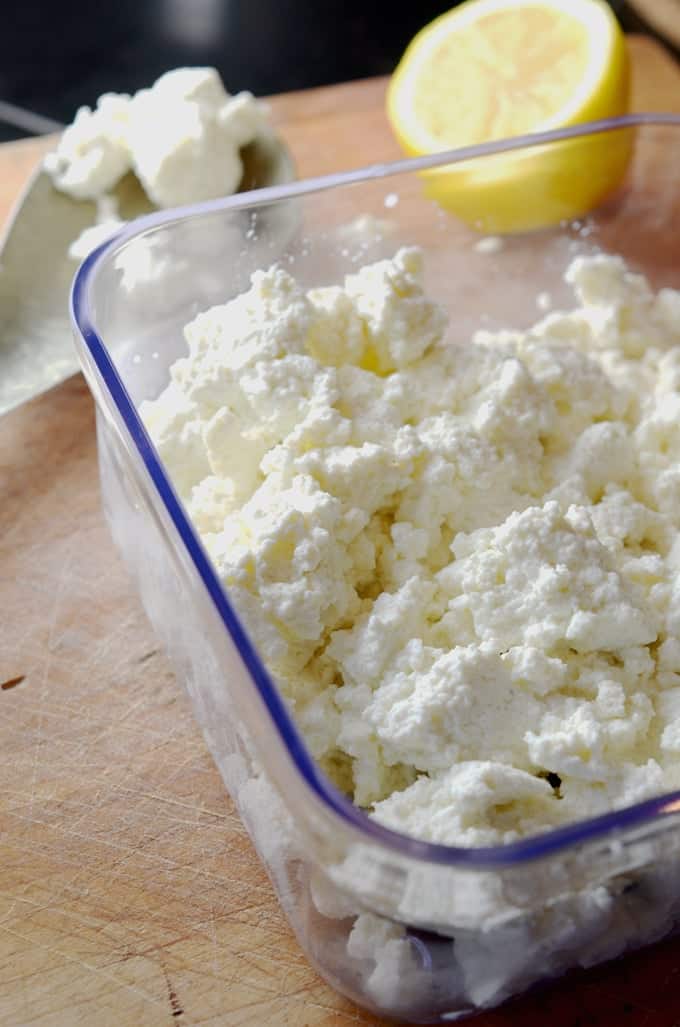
44, 93, 132, 200
142, 246, 680, 847
46, 66, 269, 209
347, 914, 423, 1009
67, 195, 125, 261
127, 68, 267, 207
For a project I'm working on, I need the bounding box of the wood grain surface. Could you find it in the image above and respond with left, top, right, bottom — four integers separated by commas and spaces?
2, 35, 680, 1027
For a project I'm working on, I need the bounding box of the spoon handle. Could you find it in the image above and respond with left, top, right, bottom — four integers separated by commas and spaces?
0, 100, 62, 136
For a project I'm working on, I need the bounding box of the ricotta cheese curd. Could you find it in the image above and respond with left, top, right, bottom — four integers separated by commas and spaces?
67, 195, 125, 261
141, 246, 680, 847
46, 67, 270, 257
46, 67, 268, 205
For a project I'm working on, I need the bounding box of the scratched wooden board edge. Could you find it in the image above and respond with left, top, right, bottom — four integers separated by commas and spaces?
1, 34, 680, 1027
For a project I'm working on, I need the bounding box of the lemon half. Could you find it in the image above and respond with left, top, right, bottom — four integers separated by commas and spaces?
387, 0, 632, 232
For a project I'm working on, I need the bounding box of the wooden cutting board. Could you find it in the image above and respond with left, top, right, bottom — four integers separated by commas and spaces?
2, 35, 680, 1027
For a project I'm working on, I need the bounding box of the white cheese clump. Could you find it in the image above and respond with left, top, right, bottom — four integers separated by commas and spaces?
67, 195, 125, 261
45, 66, 268, 206
141, 246, 680, 847
44, 92, 132, 200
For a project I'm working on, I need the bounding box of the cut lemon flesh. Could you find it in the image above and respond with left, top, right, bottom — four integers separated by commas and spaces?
387, 0, 632, 232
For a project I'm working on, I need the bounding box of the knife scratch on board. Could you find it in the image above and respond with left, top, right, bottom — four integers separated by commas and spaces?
160, 961, 185, 1020
1, 674, 25, 690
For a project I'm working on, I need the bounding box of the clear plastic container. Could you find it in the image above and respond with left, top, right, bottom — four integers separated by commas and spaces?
72, 116, 680, 1023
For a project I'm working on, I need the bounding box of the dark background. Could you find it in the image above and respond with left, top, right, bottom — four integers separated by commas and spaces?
0, 0, 641, 142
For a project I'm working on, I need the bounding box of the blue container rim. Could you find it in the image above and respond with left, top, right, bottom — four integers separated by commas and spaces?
72, 114, 680, 869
